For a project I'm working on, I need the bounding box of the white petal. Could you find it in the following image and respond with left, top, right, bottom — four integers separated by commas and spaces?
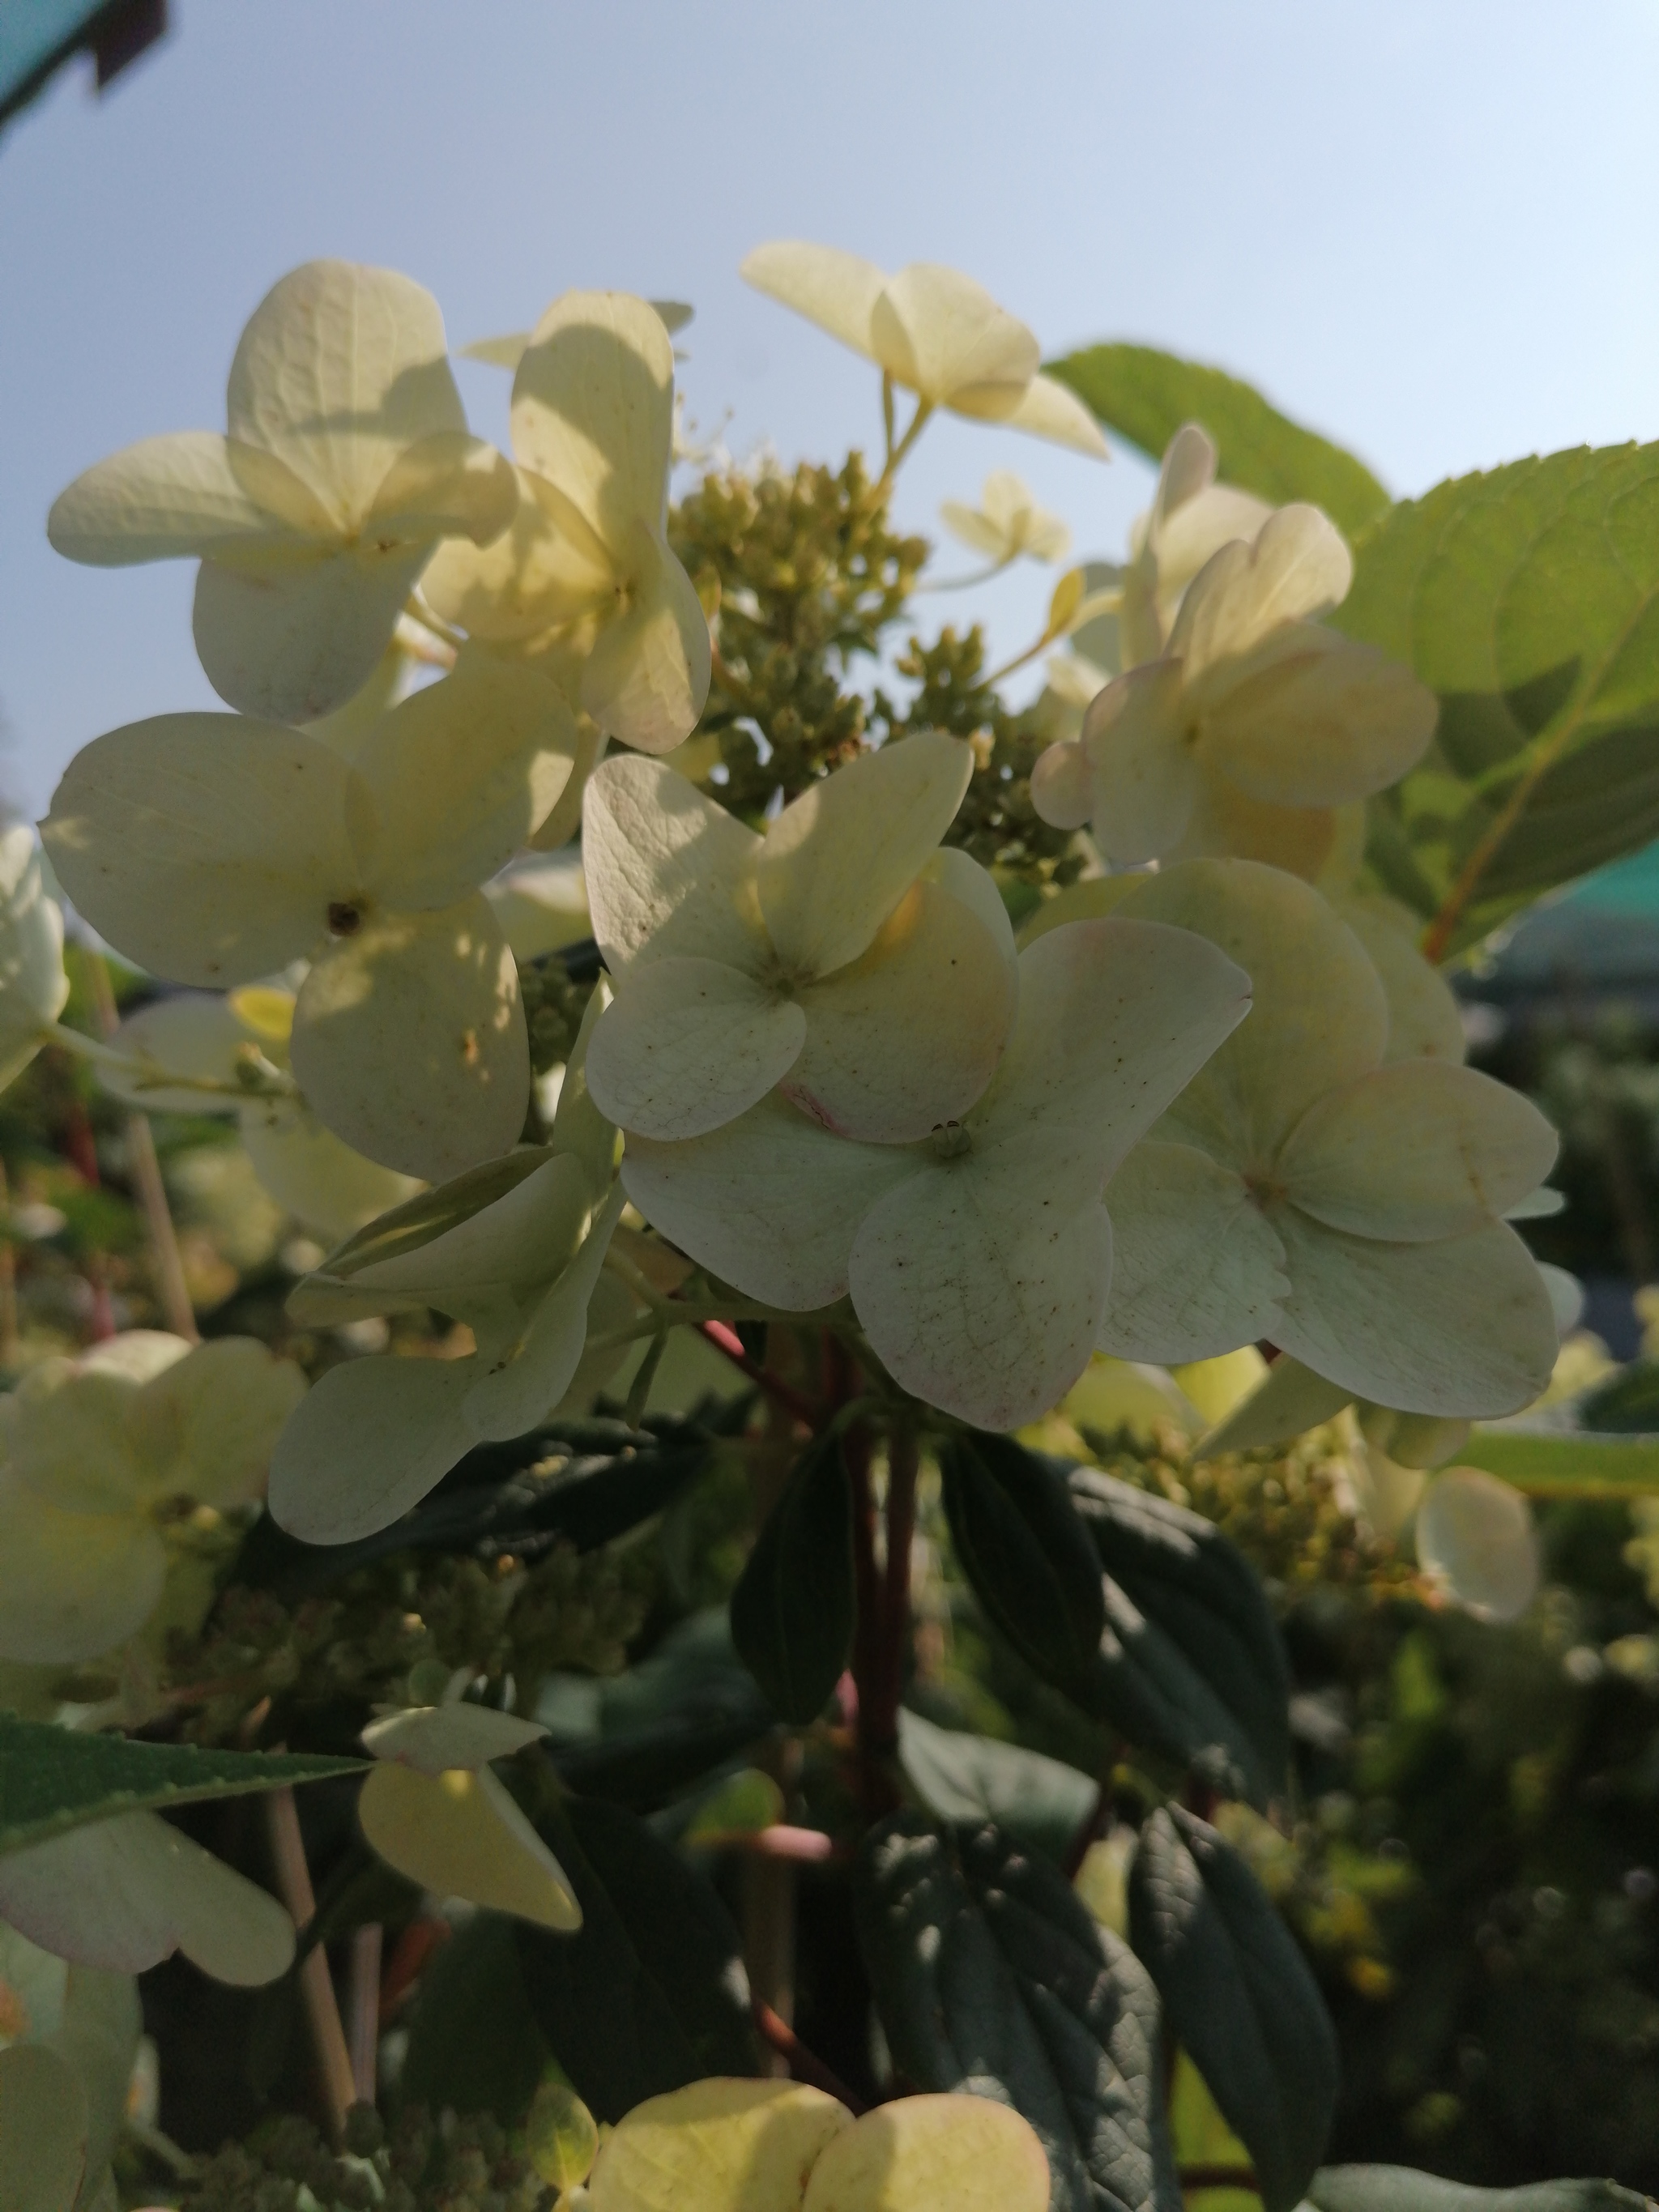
47, 432, 309, 565
1076, 661, 1194, 863
1277, 1061, 1559, 1239
923, 846, 1017, 976
578, 528, 711, 754
267, 1350, 478, 1542
1001, 371, 1110, 458
511, 292, 674, 548
421, 467, 608, 640
786, 877, 1014, 1141
739, 241, 885, 360
352, 1153, 588, 1306
592, 2078, 852, 2212
1205, 629, 1437, 807
1098, 1140, 1288, 1362
0, 828, 66, 1092
1171, 505, 1354, 675
363, 430, 518, 548
129, 1337, 306, 1509
293, 895, 528, 1181
42, 718, 356, 987
582, 753, 764, 977
100, 992, 245, 1116
1173, 762, 1341, 881
801, 2095, 1050, 2212
1334, 893, 1465, 1064
193, 543, 429, 722
485, 850, 591, 961
0, 1481, 162, 1664
586, 958, 806, 1140
1028, 736, 1096, 832
358, 1762, 580, 1932
463, 1182, 628, 1441
871, 264, 1038, 408
362, 1703, 546, 1775
1271, 1210, 1560, 1417
549, 976, 623, 1195
621, 1093, 911, 1310
757, 731, 972, 978
238, 1098, 422, 1242
1193, 1352, 1355, 1455
1416, 1468, 1540, 1622
226, 261, 464, 526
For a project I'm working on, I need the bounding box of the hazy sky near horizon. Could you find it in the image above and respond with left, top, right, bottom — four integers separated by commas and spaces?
3, 0, 1658, 818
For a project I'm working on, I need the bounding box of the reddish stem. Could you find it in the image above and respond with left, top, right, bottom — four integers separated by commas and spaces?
872, 1430, 918, 1746
752, 1998, 868, 2115
699, 1319, 817, 1426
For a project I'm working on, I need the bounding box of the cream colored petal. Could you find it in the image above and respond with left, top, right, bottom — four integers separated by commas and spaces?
362, 1703, 546, 1775
968, 914, 1253, 1204
530, 710, 608, 852
42, 718, 356, 988
363, 430, 518, 548
940, 499, 1013, 560
923, 846, 1017, 976
1171, 505, 1354, 676
354, 650, 581, 910
267, 1349, 478, 1542
1194, 1351, 1354, 1455
1000, 370, 1111, 458
1074, 661, 1193, 863
511, 292, 674, 547
353, 1153, 590, 1302
578, 530, 711, 754
1277, 1061, 1558, 1240
850, 1171, 1113, 1430
591, 2078, 851, 2212
1335, 893, 1464, 1063
10, 1370, 148, 1513
757, 731, 972, 978
292, 896, 527, 1181
586, 957, 807, 1140
100, 992, 245, 1116
226, 261, 464, 526
0, 1813, 294, 1985
1205, 630, 1437, 808
130, 1336, 306, 1510
786, 877, 1014, 1141
1119, 859, 1389, 1165
301, 1148, 552, 1284
871, 264, 1039, 408
802, 2093, 1050, 2212
0, 828, 66, 1093
1028, 737, 1096, 831
1098, 1140, 1288, 1363
421, 470, 608, 641
1416, 1468, 1540, 1622
0, 1482, 161, 1664
549, 978, 623, 1195
1171, 765, 1338, 881
1271, 1210, 1559, 1417
463, 1182, 627, 1441
358, 1762, 580, 1932
0, 2043, 87, 2212
740, 241, 886, 360
47, 432, 309, 566
582, 753, 763, 977
75, 1331, 193, 1387
484, 850, 590, 961
193, 542, 429, 722
1149, 484, 1277, 643
621, 1093, 911, 1311
238, 1098, 422, 1242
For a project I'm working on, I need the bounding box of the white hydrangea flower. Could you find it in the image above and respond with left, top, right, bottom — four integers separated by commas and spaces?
1414, 1466, 1541, 1621
0, 825, 68, 1097
48, 262, 518, 722
740, 242, 1107, 458
1117, 423, 1274, 668
0, 1920, 138, 2212
940, 471, 1071, 567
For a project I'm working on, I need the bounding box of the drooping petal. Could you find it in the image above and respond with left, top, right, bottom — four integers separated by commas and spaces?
0, 827, 67, 1093
1098, 1140, 1289, 1362
421, 468, 610, 640
353, 650, 582, 910
801, 2093, 1051, 2212
0, 1481, 162, 1664
352, 1153, 590, 1303
299, 1149, 552, 1287
363, 430, 518, 548
267, 1349, 478, 1542
237, 1098, 422, 1242
362, 1703, 547, 1775
1415, 1467, 1540, 1622
739, 241, 886, 359
292, 896, 528, 1181
463, 1182, 628, 1441
42, 718, 357, 988
226, 261, 465, 526
193, 542, 429, 722
128, 1336, 306, 1509
1073, 661, 1193, 863
621, 1093, 911, 1311
757, 732, 972, 978
586, 957, 807, 1140
1271, 1210, 1559, 1417
358, 1762, 580, 1931
549, 977, 623, 1196
1028, 736, 1096, 831
510, 292, 675, 550
591, 2078, 853, 2212
1001, 372, 1110, 458
1171, 505, 1354, 676
1204, 629, 1437, 807
47, 432, 312, 565
100, 991, 246, 1116
582, 753, 764, 977
1193, 1352, 1355, 1456
785, 877, 1014, 1141
1119, 859, 1389, 1165
869, 264, 1039, 410
0, 1813, 294, 1984
578, 526, 711, 753
1277, 1061, 1558, 1239
1333, 893, 1465, 1063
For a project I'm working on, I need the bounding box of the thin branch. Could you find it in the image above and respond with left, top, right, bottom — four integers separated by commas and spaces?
265, 1788, 356, 2142
752, 1998, 868, 2116
348, 1921, 382, 2106
699, 1319, 817, 1425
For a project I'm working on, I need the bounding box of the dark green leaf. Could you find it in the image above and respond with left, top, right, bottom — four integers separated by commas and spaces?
1333, 442, 1659, 950
942, 1434, 1106, 1697
0, 1717, 363, 1856
855, 1811, 1180, 2212
729, 1434, 854, 1723
1460, 1423, 1659, 1496
1067, 1465, 1291, 1808
401, 1911, 552, 2124
898, 1710, 1095, 1863
1309, 2169, 1649, 2212
515, 1788, 759, 2120
1580, 1360, 1659, 1434
1128, 1806, 1337, 2212
1046, 344, 1389, 537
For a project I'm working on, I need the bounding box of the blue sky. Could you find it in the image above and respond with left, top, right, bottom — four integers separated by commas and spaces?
3, 0, 1658, 817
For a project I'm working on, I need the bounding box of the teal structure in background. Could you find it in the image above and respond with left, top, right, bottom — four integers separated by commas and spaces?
1478, 841, 1659, 997
0, 0, 165, 135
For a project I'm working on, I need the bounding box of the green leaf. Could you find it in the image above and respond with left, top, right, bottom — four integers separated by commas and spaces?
855, 1811, 1181, 2212
1308, 2168, 1650, 2212
1066, 1466, 1290, 1808
0, 1716, 363, 1858
1128, 1806, 1337, 2212
897, 1710, 1095, 1863
515, 1788, 759, 2121
941, 1434, 1106, 1698
1333, 443, 1659, 953
400, 1910, 552, 2125
1046, 344, 1390, 538
1458, 1424, 1659, 1496
1580, 1359, 1659, 1434
550, 1609, 772, 1811
729, 1434, 854, 1724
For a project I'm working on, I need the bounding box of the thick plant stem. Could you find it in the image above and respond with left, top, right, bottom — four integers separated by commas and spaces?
348, 1922, 382, 2104
701, 1319, 816, 1426
265, 1788, 356, 2141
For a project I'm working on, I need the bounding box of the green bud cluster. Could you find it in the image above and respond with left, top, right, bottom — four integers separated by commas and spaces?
515, 957, 597, 1078
177, 2102, 552, 2212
